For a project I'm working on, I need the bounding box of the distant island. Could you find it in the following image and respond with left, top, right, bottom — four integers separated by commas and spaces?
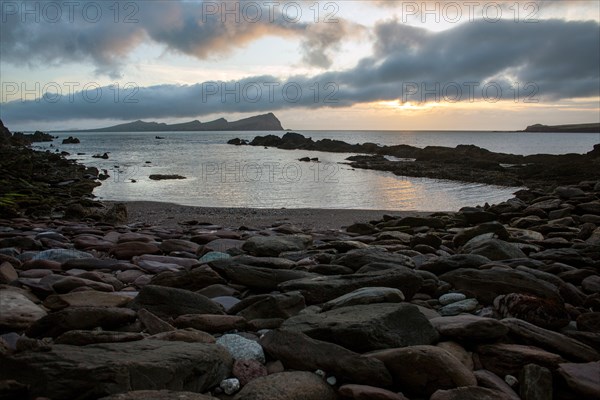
523, 122, 600, 133
79, 113, 283, 132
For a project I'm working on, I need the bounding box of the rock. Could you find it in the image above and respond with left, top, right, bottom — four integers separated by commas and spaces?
519, 364, 552, 400
234, 292, 305, 320
216, 263, 317, 291
221, 378, 241, 395
149, 265, 225, 291
98, 391, 219, 400
128, 285, 224, 319
476, 343, 565, 376
198, 251, 231, 264
439, 298, 478, 316
501, 318, 599, 362
0, 340, 232, 399
279, 268, 422, 305
159, 239, 199, 254
110, 241, 161, 260
430, 387, 513, 400
26, 307, 137, 338
62, 136, 80, 144
103, 203, 128, 224
138, 308, 176, 334
493, 293, 569, 330
0, 262, 18, 283
242, 235, 312, 257
282, 303, 439, 352
347, 223, 378, 235
43, 291, 132, 310
0, 289, 47, 330
52, 276, 115, 293
175, 314, 247, 333
419, 254, 491, 275
439, 268, 561, 304
338, 384, 409, 400
232, 359, 267, 387
473, 370, 520, 400
148, 329, 215, 344
259, 330, 392, 387
233, 371, 337, 400
319, 286, 406, 312
216, 334, 265, 363
133, 255, 198, 269
453, 222, 510, 247
462, 239, 527, 261
149, 174, 186, 180
431, 315, 509, 341
577, 312, 600, 333
334, 248, 415, 270
31, 249, 93, 263
369, 345, 477, 397
557, 361, 600, 399
582, 275, 600, 294
55, 330, 145, 345
439, 293, 467, 305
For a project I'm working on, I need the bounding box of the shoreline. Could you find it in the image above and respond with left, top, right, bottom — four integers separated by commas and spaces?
120, 201, 435, 230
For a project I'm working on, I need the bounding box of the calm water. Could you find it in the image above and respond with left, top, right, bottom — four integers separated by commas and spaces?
34, 130, 599, 211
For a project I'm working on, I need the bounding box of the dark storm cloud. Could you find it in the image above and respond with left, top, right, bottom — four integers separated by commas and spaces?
1, 17, 598, 124
0, 0, 361, 76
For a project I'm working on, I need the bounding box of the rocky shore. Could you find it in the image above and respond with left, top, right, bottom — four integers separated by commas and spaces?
229, 132, 600, 188
1, 121, 600, 399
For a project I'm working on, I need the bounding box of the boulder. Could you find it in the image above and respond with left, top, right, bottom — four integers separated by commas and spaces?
462, 239, 527, 261
282, 303, 439, 352
476, 343, 566, 376
259, 330, 392, 387
43, 291, 132, 310
233, 371, 336, 400
110, 242, 161, 260
0, 289, 47, 331
128, 285, 224, 319
334, 248, 415, 271
0, 340, 232, 400
369, 345, 477, 397
321, 287, 405, 311
234, 292, 305, 320
242, 235, 312, 257
430, 315, 509, 342
216, 334, 265, 363
148, 266, 226, 291
557, 361, 600, 399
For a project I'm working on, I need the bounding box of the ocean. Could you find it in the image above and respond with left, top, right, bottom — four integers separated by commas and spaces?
34, 130, 600, 211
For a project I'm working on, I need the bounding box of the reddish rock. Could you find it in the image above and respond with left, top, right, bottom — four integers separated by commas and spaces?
233, 371, 337, 400
110, 241, 160, 260
233, 359, 268, 386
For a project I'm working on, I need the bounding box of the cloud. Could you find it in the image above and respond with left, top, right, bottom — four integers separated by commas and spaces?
1, 18, 598, 124
0, 0, 360, 76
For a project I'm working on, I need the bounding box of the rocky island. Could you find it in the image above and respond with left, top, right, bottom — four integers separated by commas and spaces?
81, 113, 284, 132
1, 120, 599, 400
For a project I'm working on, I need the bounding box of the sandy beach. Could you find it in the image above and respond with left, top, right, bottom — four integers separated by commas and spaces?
121, 201, 434, 230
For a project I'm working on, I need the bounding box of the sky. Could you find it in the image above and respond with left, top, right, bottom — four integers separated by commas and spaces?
0, 0, 599, 131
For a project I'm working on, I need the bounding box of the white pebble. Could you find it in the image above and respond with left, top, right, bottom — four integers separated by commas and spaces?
505, 375, 519, 387
314, 369, 326, 378
439, 292, 467, 305
326, 376, 337, 386
220, 378, 240, 395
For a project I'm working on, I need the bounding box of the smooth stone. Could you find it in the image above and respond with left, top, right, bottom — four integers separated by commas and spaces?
476, 344, 566, 377
31, 249, 93, 263
211, 296, 240, 311
419, 254, 491, 275
430, 387, 513, 400
26, 307, 137, 338
233, 371, 337, 400
0, 340, 231, 399
279, 268, 422, 305
338, 384, 409, 400
439, 293, 467, 306
109, 241, 161, 260
557, 361, 600, 399
474, 370, 520, 400
0, 289, 47, 330
462, 238, 527, 261
55, 330, 145, 345
134, 260, 185, 273
215, 263, 317, 291
334, 248, 415, 271
321, 287, 405, 312
368, 345, 477, 397
52, 276, 115, 293
43, 291, 132, 310
232, 359, 268, 387
501, 318, 599, 362
199, 251, 231, 264
242, 235, 312, 257
439, 298, 478, 316
147, 328, 215, 344
159, 239, 199, 254
217, 334, 265, 363
0, 262, 18, 284
233, 292, 305, 321
175, 314, 247, 333
137, 308, 176, 334
98, 390, 218, 400
282, 303, 439, 353
431, 315, 509, 341
582, 275, 600, 294
148, 265, 225, 291
259, 329, 392, 387
132, 254, 199, 268
439, 268, 561, 304
128, 285, 224, 319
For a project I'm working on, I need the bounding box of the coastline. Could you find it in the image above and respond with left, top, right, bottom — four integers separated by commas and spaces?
120, 201, 435, 230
